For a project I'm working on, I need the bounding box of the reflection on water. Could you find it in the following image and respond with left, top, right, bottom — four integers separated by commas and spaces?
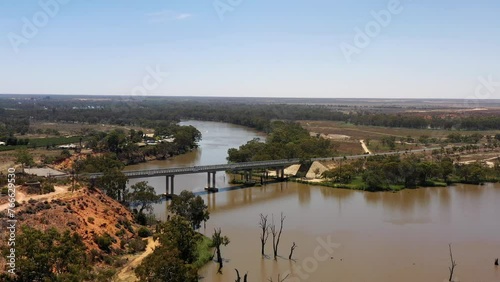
125, 121, 500, 282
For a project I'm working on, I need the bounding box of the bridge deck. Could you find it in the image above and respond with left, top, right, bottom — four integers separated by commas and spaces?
86, 147, 440, 179
87, 159, 301, 179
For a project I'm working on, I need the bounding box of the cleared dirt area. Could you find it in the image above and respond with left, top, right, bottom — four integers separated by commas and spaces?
300, 120, 500, 141
0, 148, 62, 173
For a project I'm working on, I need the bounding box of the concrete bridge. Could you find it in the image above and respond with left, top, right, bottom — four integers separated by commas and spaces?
86, 159, 300, 195
86, 146, 440, 196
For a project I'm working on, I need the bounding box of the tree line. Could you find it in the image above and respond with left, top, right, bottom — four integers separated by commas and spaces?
227, 121, 334, 162
3, 97, 500, 142
321, 151, 500, 191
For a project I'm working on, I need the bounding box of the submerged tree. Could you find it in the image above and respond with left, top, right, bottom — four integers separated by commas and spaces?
259, 213, 271, 256
270, 213, 285, 260
234, 269, 248, 282
268, 273, 289, 282
448, 244, 457, 282
211, 228, 230, 273
288, 242, 297, 260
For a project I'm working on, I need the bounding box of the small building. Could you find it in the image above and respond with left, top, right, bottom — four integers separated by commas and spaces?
0, 142, 5, 146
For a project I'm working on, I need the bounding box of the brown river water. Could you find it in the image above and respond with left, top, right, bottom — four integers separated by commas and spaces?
126, 121, 500, 282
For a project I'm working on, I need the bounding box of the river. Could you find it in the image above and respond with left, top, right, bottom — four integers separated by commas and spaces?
126, 121, 500, 282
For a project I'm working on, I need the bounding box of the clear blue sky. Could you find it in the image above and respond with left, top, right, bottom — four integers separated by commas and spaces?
1, 0, 499, 99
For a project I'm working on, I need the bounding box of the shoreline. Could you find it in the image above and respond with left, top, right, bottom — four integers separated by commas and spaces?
291, 177, 499, 192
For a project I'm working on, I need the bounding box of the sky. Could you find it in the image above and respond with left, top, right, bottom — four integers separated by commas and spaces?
0, 0, 500, 99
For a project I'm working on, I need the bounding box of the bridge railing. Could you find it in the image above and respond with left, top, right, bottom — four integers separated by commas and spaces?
85, 158, 302, 178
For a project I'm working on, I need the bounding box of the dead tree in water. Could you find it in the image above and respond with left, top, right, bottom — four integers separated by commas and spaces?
268, 273, 289, 282
259, 214, 270, 256
270, 213, 286, 260
288, 242, 297, 260
211, 228, 230, 273
448, 244, 457, 282
234, 269, 248, 282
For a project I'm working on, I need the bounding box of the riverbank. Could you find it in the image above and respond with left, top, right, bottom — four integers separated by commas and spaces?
292, 177, 460, 192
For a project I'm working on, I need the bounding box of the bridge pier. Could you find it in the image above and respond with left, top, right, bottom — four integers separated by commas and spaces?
165, 175, 175, 196
206, 171, 218, 192
275, 167, 285, 180
245, 169, 253, 182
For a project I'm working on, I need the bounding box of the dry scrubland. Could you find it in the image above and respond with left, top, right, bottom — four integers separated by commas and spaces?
300, 120, 500, 140
0, 185, 137, 270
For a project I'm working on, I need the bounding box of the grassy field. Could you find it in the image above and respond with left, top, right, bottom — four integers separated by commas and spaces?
0, 136, 83, 152
193, 235, 213, 269
334, 141, 365, 155
28, 122, 154, 137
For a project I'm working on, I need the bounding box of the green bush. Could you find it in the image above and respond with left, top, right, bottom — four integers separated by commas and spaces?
115, 229, 126, 237
94, 233, 113, 253
137, 227, 152, 238
42, 183, 55, 194
87, 217, 94, 224
128, 238, 147, 253
135, 212, 147, 225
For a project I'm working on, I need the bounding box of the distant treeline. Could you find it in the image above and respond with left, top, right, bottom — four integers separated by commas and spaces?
2, 97, 500, 138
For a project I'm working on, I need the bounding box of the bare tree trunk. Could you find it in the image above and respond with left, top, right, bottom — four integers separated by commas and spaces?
268, 273, 289, 282
235, 269, 249, 282
212, 228, 230, 273
448, 244, 457, 282
288, 242, 297, 260
235, 269, 241, 282
259, 214, 270, 256
271, 213, 286, 260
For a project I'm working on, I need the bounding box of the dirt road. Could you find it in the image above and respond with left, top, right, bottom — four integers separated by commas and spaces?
114, 237, 159, 282
0, 185, 70, 212
360, 140, 372, 154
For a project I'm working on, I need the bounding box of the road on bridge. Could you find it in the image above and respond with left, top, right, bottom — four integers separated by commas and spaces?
85, 146, 443, 179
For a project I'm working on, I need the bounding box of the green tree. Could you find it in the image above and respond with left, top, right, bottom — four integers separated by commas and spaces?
439, 157, 455, 182
105, 129, 127, 153
211, 228, 230, 272
322, 164, 355, 184
129, 181, 160, 215
168, 190, 209, 230
458, 162, 486, 184
135, 247, 197, 282
4, 226, 90, 282
98, 168, 128, 201
15, 148, 34, 173
160, 216, 199, 264
362, 170, 386, 191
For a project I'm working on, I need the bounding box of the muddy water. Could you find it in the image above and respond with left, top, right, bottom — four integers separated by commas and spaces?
127, 121, 500, 282
125, 120, 266, 220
